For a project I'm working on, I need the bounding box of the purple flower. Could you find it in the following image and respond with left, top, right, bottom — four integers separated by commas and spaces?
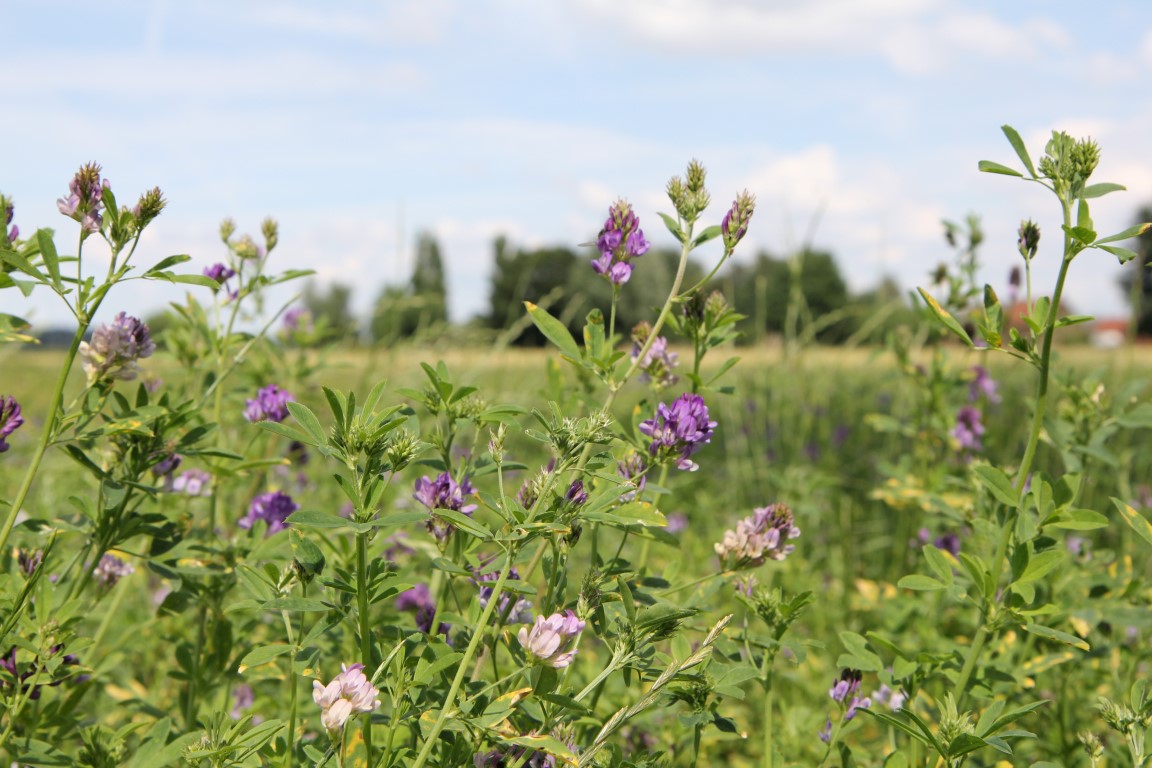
616, 453, 648, 501
715, 503, 801, 568
396, 584, 451, 637
631, 333, 679, 390
313, 663, 380, 733
17, 549, 43, 577
172, 468, 213, 497
93, 554, 134, 586
152, 452, 182, 483
720, 190, 755, 251
474, 747, 556, 768
231, 684, 255, 720
0, 395, 24, 453
952, 406, 985, 452
829, 669, 862, 704
3, 198, 17, 243
666, 512, 688, 534
79, 312, 156, 384
968, 366, 1001, 403
282, 307, 314, 336
474, 564, 533, 624
518, 610, 585, 668
239, 491, 298, 535
639, 393, 716, 472
244, 384, 295, 423
204, 263, 236, 284
818, 717, 833, 744
590, 199, 649, 286
56, 163, 106, 235
873, 684, 906, 712
413, 472, 478, 542
564, 480, 588, 507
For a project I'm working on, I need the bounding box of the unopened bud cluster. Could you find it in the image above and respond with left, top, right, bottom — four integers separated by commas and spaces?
667, 159, 711, 223
721, 190, 756, 251
1038, 130, 1100, 197
1017, 219, 1041, 261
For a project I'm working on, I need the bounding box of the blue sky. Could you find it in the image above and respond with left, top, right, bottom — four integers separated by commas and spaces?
6, 0, 1152, 328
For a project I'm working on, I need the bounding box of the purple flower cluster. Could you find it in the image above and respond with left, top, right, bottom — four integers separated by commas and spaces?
282, 307, 314, 334
173, 468, 213, 497
56, 163, 107, 234
244, 384, 295, 423
79, 312, 156, 384
0, 395, 24, 453
474, 747, 556, 768
203, 262, 237, 298
829, 668, 871, 721
413, 472, 478, 542
239, 491, 298, 536
968, 366, 1001, 403
720, 190, 756, 252
396, 583, 451, 638
518, 610, 585, 668
3, 199, 17, 243
952, 405, 985, 452
714, 503, 801, 568
473, 565, 533, 624
616, 453, 648, 501
639, 393, 716, 472
591, 199, 650, 285
631, 333, 679, 389
916, 527, 961, 557
93, 554, 134, 587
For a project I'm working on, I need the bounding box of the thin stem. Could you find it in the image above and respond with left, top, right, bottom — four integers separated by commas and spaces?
356, 531, 374, 762
762, 678, 774, 768
409, 552, 514, 768
0, 324, 86, 554
953, 197, 1075, 706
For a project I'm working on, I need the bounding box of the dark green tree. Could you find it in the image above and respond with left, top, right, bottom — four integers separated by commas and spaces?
1117, 205, 1152, 336
370, 232, 449, 343
484, 237, 704, 346
724, 249, 851, 344
302, 280, 356, 342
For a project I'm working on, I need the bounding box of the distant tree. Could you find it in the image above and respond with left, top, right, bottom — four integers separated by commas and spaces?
484, 237, 704, 346
302, 281, 356, 342
370, 232, 449, 343
724, 249, 850, 344
1117, 205, 1152, 336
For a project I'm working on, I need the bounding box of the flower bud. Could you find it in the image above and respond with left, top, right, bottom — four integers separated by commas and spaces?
721, 190, 755, 251
1017, 219, 1040, 261
219, 218, 236, 242
133, 187, 167, 229
262, 216, 279, 253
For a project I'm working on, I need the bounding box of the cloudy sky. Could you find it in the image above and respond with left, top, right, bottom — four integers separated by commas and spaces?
6, 0, 1152, 329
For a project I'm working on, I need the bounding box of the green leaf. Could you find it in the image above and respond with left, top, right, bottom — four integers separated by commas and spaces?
286, 401, 327, 446
1015, 549, 1065, 584
917, 288, 973, 345
261, 597, 331, 612
978, 160, 1023, 177
897, 574, 946, 591
524, 301, 581, 360
658, 212, 685, 243
1082, 182, 1126, 198
1113, 497, 1152, 548
1117, 403, 1152, 428
289, 529, 325, 580
286, 509, 352, 530
1098, 245, 1139, 264
432, 508, 492, 540
1023, 623, 1090, 651
147, 254, 192, 272
1064, 225, 1097, 245
691, 224, 723, 249
973, 464, 1018, 507
1046, 508, 1108, 530
1001, 125, 1037, 178
144, 271, 222, 289
922, 544, 955, 585
36, 230, 61, 288
238, 643, 293, 673
1077, 197, 1093, 232
1095, 222, 1151, 245
1054, 314, 1094, 328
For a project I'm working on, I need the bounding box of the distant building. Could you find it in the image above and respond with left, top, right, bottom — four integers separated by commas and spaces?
1091, 318, 1130, 349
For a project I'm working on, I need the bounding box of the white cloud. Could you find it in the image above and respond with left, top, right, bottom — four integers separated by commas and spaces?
566, 0, 1066, 72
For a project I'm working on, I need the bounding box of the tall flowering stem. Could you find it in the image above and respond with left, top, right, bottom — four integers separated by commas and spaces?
410, 550, 515, 768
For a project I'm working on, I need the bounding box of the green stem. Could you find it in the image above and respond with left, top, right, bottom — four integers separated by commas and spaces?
763, 678, 774, 768
953, 198, 1075, 706
409, 552, 514, 768
0, 324, 86, 554
356, 531, 374, 762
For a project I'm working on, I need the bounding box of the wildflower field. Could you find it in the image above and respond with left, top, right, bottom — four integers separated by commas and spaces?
3, 132, 1152, 768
